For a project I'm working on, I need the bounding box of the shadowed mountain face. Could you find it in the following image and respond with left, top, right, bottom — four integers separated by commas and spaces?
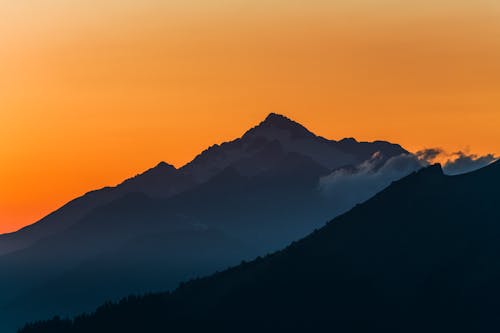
182, 113, 406, 181
0, 113, 408, 332
0, 113, 404, 256
0, 162, 196, 256
20, 161, 500, 333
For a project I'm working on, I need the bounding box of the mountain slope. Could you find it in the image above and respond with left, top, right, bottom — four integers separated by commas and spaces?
0, 162, 196, 256
0, 153, 331, 332
0, 113, 410, 332
21, 161, 500, 333
0, 114, 404, 256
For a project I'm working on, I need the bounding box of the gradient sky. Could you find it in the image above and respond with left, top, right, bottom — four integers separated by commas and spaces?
1, 0, 499, 233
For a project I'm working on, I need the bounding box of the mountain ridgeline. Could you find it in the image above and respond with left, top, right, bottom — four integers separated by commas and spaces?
20, 160, 500, 333
0, 113, 409, 332
0, 113, 404, 256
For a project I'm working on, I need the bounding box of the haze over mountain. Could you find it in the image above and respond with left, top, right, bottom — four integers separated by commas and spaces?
0, 113, 417, 332
21, 160, 500, 333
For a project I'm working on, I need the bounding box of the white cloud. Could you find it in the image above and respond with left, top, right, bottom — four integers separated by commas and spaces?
319, 148, 498, 215
416, 148, 497, 175
319, 153, 425, 214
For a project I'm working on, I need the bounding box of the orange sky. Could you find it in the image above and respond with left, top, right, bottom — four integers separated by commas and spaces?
1, 0, 499, 233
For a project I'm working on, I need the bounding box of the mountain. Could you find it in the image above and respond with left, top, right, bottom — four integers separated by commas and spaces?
0, 113, 408, 332
20, 160, 500, 333
182, 113, 405, 181
0, 114, 403, 256
0, 162, 196, 256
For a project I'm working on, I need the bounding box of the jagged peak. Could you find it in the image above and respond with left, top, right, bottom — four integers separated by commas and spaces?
264, 112, 291, 123
262, 113, 306, 129
120, 161, 177, 185
338, 137, 358, 144
243, 113, 315, 140
417, 163, 444, 177
154, 161, 176, 170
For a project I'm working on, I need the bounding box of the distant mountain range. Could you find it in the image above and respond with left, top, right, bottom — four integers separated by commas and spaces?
20, 159, 500, 333
0, 113, 411, 331
0, 113, 404, 256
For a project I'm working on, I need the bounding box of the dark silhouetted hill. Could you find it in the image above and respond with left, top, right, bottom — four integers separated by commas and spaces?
19, 160, 500, 333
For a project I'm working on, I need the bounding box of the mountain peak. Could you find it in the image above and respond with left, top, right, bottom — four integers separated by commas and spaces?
264, 112, 291, 123
244, 113, 315, 140
262, 113, 303, 129
408, 163, 444, 183
182, 112, 408, 182
155, 161, 176, 170
421, 163, 444, 176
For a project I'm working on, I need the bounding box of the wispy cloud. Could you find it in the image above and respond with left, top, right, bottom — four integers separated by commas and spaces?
416, 148, 497, 175
319, 148, 498, 214
319, 153, 424, 214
